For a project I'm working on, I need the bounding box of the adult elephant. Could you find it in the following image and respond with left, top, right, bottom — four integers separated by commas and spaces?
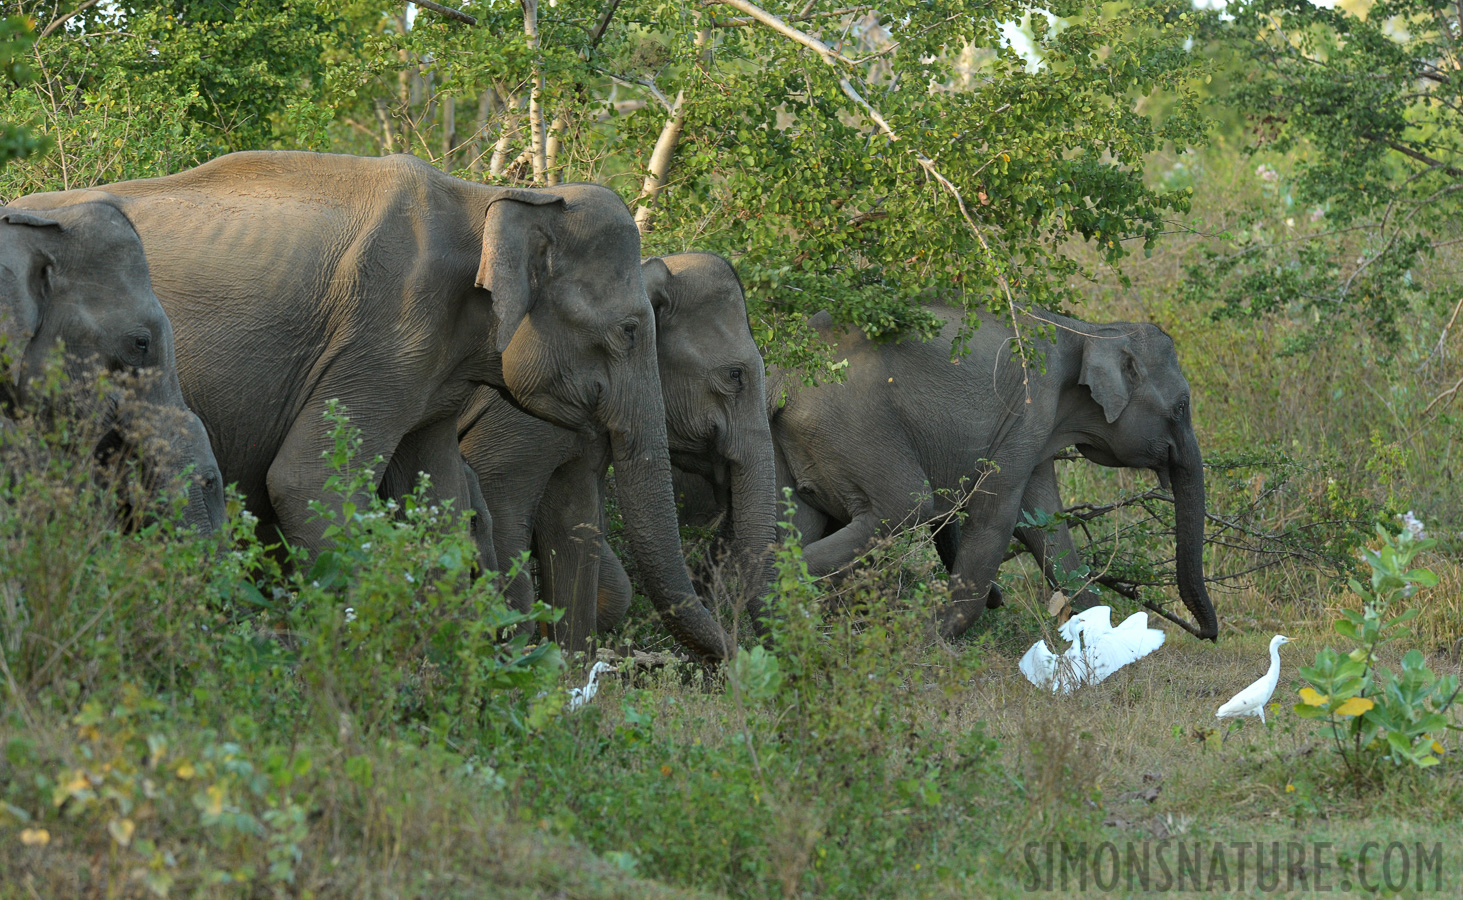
765, 306, 1219, 641
459, 252, 775, 650
1, 203, 224, 532
15, 151, 731, 661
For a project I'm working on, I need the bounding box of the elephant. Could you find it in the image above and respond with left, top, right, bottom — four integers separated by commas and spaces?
458, 252, 776, 651
1, 203, 224, 532
15, 150, 733, 661
758, 305, 1218, 640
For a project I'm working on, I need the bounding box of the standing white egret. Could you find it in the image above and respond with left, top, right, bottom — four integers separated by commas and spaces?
1216, 634, 1292, 728
565, 661, 614, 712
1019, 607, 1166, 693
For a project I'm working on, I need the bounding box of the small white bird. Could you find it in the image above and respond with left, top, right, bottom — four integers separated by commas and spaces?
1019, 607, 1166, 693
565, 661, 613, 712
1216, 634, 1292, 726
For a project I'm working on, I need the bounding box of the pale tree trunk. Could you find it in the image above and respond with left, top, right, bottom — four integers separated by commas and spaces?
490, 95, 524, 177
374, 97, 396, 153
545, 112, 569, 186
523, 0, 548, 184
632, 27, 710, 232
633, 90, 685, 233
440, 95, 456, 167
469, 89, 497, 173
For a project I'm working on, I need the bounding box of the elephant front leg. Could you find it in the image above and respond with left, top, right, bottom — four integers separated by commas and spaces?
595, 538, 634, 632
1014, 458, 1099, 609
267, 398, 407, 554
533, 448, 610, 653
941, 481, 1030, 639
380, 419, 499, 574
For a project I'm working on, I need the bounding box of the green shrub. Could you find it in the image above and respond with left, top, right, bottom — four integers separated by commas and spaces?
1293, 515, 1461, 785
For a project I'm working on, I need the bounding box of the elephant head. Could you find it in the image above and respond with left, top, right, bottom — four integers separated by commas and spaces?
0, 203, 224, 532
1071, 322, 1218, 640
475, 185, 731, 659
643, 253, 777, 627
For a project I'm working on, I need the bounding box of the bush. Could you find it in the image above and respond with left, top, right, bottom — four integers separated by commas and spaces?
1293, 514, 1461, 786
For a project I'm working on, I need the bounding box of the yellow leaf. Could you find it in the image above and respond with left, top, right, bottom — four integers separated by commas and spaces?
1298, 687, 1329, 707
107, 818, 135, 847
1285, 783, 1295, 793
205, 784, 225, 817
1335, 696, 1374, 717
20, 828, 50, 847
174, 762, 195, 780
1432, 740, 1446, 754
62, 771, 90, 797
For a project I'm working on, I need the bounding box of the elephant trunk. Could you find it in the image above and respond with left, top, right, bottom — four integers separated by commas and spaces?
722, 441, 778, 633
611, 419, 732, 662
1170, 427, 1218, 640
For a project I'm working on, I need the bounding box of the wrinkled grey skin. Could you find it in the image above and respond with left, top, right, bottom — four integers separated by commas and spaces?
763, 306, 1219, 640
459, 253, 776, 651
0, 203, 224, 532
16, 151, 733, 661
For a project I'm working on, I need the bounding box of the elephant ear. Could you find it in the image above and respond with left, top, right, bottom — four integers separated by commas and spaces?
475, 189, 566, 354
0, 210, 63, 230
1079, 331, 1147, 424
641, 256, 672, 315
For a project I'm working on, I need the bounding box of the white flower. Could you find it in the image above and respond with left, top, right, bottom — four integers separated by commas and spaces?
405, 572, 415, 584
345, 607, 357, 623
361, 542, 372, 551
1255, 163, 1278, 183
1398, 510, 1427, 540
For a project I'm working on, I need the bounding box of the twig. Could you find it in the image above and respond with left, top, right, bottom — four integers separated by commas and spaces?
409, 0, 477, 25
710, 5, 870, 28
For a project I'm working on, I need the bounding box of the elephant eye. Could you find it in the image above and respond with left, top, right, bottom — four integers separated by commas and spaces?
729, 367, 743, 383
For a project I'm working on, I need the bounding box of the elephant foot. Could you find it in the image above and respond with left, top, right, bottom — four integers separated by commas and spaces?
937, 598, 987, 640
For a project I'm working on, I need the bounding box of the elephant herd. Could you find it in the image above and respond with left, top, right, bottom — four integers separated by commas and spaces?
1, 150, 1218, 663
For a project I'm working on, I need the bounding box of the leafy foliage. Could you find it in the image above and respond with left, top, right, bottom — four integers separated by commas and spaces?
1189, 0, 1463, 349
0, 14, 49, 166
1293, 518, 1460, 785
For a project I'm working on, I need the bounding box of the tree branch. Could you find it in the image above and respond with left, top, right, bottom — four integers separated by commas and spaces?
709, 5, 870, 28
1362, 131, 1463, 179
40, 0, 102, 40
712, 0, 857, 65
409, 0, 476, 26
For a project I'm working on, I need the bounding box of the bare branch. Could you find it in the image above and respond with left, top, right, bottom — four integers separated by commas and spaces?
713, 0, 857, 65
40, 0, 102, 40
710, 5, 870, 28
589, 0, 624, 49
409, 0, 477, 26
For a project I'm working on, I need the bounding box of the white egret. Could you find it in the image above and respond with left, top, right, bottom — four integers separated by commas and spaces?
1215, 634, 1292, 726
1019, 607, 1166, 693
565, 661, 613, 712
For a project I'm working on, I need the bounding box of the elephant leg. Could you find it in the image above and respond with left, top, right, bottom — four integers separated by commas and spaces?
533, 448, 609, 653
381, 419, 498, 573
595, 537, 634, 632
931, 517, 961, 573
940, 475, 1030, 638
1013, 458, 1099, 609
800, 466, 935, 579
267, 396, 406, 553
